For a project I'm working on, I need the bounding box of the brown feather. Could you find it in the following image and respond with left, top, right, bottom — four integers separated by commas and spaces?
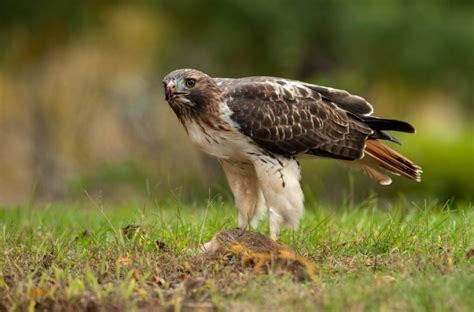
359, 164, 392, 185
225, 80, 373, 160
364, 140, 422, 182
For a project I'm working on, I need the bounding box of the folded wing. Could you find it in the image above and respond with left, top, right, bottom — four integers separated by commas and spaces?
223, 78, 373, 160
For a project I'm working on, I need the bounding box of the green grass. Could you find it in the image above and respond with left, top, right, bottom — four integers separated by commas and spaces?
1, 199, 473, 311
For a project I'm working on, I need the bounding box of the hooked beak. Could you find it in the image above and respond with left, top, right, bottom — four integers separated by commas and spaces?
164, 81, 189, 102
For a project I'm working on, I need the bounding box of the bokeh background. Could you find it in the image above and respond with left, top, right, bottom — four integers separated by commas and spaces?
0, 0, 473, 205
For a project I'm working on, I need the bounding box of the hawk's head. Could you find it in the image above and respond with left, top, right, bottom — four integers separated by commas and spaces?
163, 69, 219, 116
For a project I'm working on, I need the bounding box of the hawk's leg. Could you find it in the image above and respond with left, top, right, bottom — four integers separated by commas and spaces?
252, 156, 304, 240
220, 160, 267, 229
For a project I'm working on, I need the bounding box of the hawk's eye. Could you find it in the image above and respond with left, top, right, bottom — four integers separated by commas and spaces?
185, 78, 196, 88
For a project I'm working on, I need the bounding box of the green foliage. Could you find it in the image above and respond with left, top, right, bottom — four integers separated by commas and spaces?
155, 0, 474, 104
1, 0, 472, 103
68, 161, 148, 197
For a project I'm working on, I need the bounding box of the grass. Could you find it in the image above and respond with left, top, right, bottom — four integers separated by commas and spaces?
0, 198, 473, 311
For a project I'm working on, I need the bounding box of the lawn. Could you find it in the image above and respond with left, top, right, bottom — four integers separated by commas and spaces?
1, 198, 473, 311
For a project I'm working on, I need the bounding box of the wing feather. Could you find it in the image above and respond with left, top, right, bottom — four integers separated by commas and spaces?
223, 78, 373, 160
302, 83, 374, 115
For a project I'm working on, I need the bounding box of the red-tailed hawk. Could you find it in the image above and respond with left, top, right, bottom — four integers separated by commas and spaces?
163, 69, 422, 240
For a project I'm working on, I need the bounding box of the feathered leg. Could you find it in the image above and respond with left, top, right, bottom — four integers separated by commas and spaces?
252, 156, 304, 240
220, 160, 267, 229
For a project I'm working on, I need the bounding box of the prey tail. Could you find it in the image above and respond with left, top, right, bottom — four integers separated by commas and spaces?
360, 139, 422, 185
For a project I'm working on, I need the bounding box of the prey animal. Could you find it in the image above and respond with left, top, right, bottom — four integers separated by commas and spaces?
163, 69, 421, 240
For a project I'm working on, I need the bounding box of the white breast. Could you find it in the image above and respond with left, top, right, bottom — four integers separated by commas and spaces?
184, 119, 256, 160
184, 99, 260, 160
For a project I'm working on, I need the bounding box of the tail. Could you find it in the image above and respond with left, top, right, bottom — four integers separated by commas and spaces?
352, 115, 416, 145
360, 140, 422, 185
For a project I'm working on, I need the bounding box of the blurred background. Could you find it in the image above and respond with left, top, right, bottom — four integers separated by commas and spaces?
0, 0, 472, 206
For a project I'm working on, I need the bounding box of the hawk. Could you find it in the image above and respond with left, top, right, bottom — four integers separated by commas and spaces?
163, 69, 421, 240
